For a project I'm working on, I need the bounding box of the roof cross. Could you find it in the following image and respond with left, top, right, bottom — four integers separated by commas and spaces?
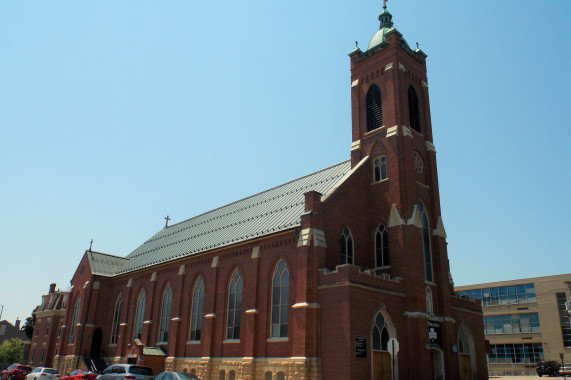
164, 215, 171, 228
383, 0, 388, 9
89, 239, 94, 251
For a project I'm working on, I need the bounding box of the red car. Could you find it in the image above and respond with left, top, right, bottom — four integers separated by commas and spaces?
60, 370, 97, 380
1, 364, 33, 380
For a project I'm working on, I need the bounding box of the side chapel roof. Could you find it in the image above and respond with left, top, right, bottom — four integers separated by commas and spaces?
92, 160, 352, 277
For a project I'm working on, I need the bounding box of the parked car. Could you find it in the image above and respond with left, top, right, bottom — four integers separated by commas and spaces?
536, 360, 560, 377
96, 365, 153, 380
61, 370, 97, 380
26, 368, 60, 380
1, 364, 33, 380
560, 363, 571, 376
155, 372, 200, 380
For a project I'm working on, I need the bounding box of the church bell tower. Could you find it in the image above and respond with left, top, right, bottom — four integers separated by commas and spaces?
349, 4, 452, 313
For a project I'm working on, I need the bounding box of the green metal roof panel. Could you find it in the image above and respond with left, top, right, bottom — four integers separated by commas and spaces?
87, 251, 129, 276
114, 160, 351, 275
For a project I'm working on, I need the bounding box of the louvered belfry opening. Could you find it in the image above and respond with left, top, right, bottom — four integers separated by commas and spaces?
366, 84, 383, 132
408, 85, 421, 133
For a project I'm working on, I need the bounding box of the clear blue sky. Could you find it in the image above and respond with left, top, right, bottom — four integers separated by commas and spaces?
1, 1, 569, 325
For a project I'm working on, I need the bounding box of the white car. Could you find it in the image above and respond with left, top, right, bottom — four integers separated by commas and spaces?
26, 368, 60, 380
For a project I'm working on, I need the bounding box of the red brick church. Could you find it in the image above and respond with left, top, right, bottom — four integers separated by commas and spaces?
43, 5, 488, 380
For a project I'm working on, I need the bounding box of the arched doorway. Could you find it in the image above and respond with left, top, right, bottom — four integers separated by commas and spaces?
458, 322, 476, 380
90, 328, 102, 358
371, 306, 397, 380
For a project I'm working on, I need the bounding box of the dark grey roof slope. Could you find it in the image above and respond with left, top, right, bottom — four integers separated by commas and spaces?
114, 160, 351, 275
87, 251, 129, 276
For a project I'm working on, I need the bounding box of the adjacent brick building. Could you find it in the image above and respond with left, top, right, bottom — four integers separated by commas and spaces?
456, 273, 571, 376
28, 284, 69, 368
47, 6, 488, 380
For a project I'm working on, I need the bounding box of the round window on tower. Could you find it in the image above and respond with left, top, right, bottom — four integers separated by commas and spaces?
413, 151, 424, 174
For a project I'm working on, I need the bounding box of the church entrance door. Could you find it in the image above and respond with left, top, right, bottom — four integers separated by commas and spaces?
372, 351, 391, 380
90, 328, 102, 358
459, 354, 472, 380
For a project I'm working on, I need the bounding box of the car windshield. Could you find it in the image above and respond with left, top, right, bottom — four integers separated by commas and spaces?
18, 366, 32, 371
129, 367, 152, 376
44, 370, 57, 374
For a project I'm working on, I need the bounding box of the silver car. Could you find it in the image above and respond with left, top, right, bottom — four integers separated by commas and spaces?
96, 365, 153, 380
26, 368, 60, 380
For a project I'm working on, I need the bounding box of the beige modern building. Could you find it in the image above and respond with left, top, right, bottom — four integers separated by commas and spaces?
456, 273, 571, 376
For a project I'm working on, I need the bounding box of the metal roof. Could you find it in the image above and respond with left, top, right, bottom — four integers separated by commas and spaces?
87, 251, 129, 276
110, 160, 351, 275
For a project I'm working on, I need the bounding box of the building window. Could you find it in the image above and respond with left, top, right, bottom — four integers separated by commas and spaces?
226, 270, 243, 340
489, 343, 543, 364
556, 293, 571, 347
264, 373, 272, 380
69, 297, 81, 344
158, 284, 173, 343
372, 312, 390, 352
373, 157, 387, 182
484, 313, 540, 335
408, 85, 420, 133
110, 294, 122, 344
426, 287, 433, 315
458, 283, 536, 306
189, 277, 204, 342
413, 151, 424, 174
0, 325, 5, 335
375, 224, 389, 268
271, 260, 289, 338
133, 289, 146, 340
417, 202, 432, 282
45, 318, 51, 336
57, 321, 63, 338
340, 227, 354, 265
40, 343, 46, 362
36, 319, 41, 336
366, 84, 383, 132
30, 343, 36, 363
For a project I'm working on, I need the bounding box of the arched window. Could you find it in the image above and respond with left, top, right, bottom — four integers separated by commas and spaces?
110, 294, 122, 344
366, 84, 383, 131
226, 270, 243, 340
372, 312, 390, 352
341, 227, 354, 265
408, 85, 421, 133
417, 201, 433, 282
68, 296, 81, 344
189, 277, 205, 341
158, 284, 173, 342
133, 289, 146, 340
458, 323, 477, 380
371, 308, 396, 379
271, 260, 289, 338
373, 156, 387, 182
426, 286, 433, 315
375, 224, 389, 268
264, 373, 272, 380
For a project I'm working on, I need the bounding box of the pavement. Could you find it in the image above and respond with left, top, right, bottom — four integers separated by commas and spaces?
490, 377, 570, 379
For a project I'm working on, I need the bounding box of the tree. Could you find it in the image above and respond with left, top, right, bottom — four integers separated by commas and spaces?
0, 339, 24, 363
23, 308, 37, 339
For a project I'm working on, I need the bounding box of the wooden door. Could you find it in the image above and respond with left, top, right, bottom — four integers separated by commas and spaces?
373, 351, 391, 380
459, 354, 472, 380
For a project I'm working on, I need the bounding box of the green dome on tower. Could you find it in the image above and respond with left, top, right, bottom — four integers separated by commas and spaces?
367, 8, 395, 50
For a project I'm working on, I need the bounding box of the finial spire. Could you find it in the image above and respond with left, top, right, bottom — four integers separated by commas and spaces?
383, 0, 388, 10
